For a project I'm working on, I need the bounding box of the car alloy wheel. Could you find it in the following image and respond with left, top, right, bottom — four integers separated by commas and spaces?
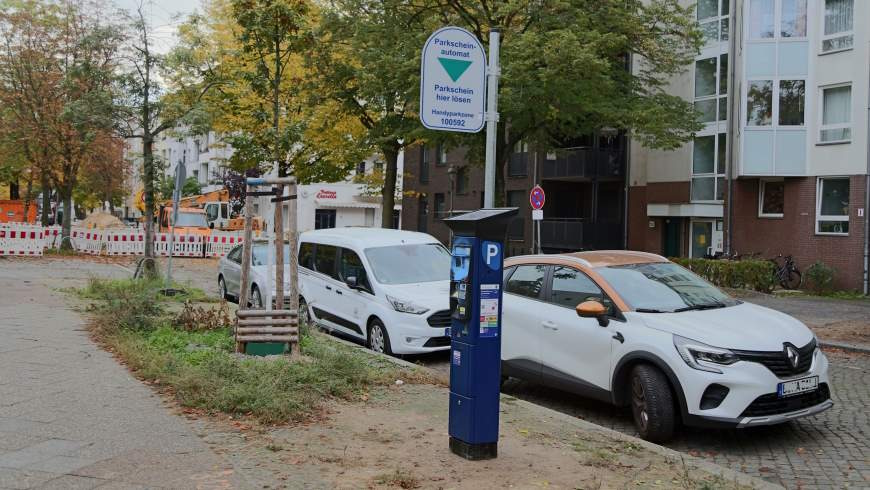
219, 277, 228, 300
251, 286, 263, 309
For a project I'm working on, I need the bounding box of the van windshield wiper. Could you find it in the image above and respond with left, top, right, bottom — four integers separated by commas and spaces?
673, 301, 727, 312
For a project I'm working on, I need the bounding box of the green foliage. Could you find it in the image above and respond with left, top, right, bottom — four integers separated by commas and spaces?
671, 258, 777, 293
805, 261, 835, 294
158, 175, 202, 199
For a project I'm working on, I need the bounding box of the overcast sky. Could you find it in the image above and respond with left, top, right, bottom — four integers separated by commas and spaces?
112, 0, 201, 53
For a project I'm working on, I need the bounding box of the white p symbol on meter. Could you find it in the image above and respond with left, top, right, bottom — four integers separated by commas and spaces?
482, 241, 501, 270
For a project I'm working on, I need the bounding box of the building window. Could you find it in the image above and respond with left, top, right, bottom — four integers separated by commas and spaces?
749, 0, 774, 39
506, 190, 525, 239
820, 84, 851, 143
314, 209, 337, 230
356, 161, 366, 175
417, 197, 428, 233
691, 133, 726, 202
419, 146, 429, 183
456, 167, 469, 194
778, 80, 805, 126
695, 54, 728, 123
434, 193, 446, 218
698, 0, 730, 44
374, 160, 384, 172
747, 80, 773, 126
436, 144, 448, 166
822, 0, 853, 53
781, 0, 807, 37
509, 140, 529, 177
816, 177, 850, 234
758, 180, 785, 217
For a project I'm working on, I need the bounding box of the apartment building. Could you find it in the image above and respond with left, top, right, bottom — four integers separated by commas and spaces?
629, 0, 868, 290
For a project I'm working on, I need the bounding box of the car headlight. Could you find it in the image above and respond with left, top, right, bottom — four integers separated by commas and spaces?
386, 295, 429, 315
673, 335, 738, 374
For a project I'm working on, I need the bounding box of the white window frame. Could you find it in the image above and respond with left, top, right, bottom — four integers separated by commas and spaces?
747, 0, 808, 42
690, 132, 727, 203
694, 53, 729, 125
820, 0, 853, 55
818, 83, 852, 144
815, 177, 850, 235
744, 77, 807, 128
758, 179, 785, 218
697, 0, 731, 46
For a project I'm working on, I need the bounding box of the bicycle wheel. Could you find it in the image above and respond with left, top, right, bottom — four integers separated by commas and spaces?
781, 270, 802, 290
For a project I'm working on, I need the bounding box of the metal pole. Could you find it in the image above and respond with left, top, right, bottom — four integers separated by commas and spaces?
863, 49, 869, 296
165, 161, 184, 292
531, 151, 537, 254
483, 28, 501, 209
724, 0, 738, 256
274, 184, 285, 314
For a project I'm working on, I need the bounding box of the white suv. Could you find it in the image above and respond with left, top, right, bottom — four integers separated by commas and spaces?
502, 251, 833, 441
297, 228, 452, 355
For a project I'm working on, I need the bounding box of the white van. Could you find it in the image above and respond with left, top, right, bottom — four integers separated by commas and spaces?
298, 228, 451, 355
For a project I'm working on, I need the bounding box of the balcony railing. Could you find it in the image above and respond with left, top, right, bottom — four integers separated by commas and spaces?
541, 148, 625, 180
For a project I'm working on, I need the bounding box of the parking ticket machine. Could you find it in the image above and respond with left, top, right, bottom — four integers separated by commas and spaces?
443, 208, 518, 460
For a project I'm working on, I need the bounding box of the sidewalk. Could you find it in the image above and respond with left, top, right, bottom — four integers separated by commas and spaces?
0, 259, 245, 489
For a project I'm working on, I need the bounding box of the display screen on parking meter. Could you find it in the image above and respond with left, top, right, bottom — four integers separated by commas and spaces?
450, 245, 471, 322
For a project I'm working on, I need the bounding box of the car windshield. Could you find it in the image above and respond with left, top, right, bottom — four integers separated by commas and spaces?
364, 243, 450, 285
596, 262, 739, 313
251, 244, 290, 266
173, 212, 207, 227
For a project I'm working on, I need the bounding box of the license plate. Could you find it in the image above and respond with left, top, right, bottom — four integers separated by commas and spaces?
444, 327, 451, 337
778, 376, 818, 397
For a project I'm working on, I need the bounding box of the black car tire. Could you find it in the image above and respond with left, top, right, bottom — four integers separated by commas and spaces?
367, 318, 392, 355
630, 364, 676, 442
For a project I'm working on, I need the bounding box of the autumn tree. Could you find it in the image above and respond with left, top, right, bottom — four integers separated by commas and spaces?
74, 131, 130, 213
310, 0, 435, 227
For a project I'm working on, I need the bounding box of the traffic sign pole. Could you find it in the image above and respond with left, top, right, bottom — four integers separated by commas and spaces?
483, 29, 500, 209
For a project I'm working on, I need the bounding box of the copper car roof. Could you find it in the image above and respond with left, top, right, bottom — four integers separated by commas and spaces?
506, 250, 668, 268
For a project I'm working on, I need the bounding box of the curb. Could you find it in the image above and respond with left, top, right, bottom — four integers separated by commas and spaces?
319, 331, 780, 489
820, 340, 870, 354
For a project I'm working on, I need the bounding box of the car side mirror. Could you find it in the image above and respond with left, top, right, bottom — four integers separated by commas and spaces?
345, 276, 359, 290
576, 300, 609, 327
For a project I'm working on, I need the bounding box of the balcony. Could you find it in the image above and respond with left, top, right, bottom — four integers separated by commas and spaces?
542, 148, 625, 180
540, 219, 623, 251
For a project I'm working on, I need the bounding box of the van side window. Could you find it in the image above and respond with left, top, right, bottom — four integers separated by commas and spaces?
549, 266, 605, 309
314, 244, 338, 279
298, 242, 315, 270
505, 264, 547, 300
339, 248, 371, 291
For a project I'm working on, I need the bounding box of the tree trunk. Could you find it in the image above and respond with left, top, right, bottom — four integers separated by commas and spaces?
60, 188, 73, 250
9, 180, 19, 200
142, 134, 157, 275
40, 172, 51, 226
381, 145, 399, 229
22, 174, 34, 223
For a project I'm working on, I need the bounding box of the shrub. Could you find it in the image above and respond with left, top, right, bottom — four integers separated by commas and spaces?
670, 258, 776, 293
805, 261, 836, 294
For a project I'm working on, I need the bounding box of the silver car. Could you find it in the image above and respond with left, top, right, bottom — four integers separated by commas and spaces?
217, 241, 292, 308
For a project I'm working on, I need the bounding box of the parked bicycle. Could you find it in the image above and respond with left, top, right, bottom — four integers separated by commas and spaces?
771, 254, 802, 289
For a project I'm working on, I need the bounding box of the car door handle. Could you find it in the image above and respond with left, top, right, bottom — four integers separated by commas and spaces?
335, 290, 342, 295
325, 285, 332, 290
541, 321, 558, 331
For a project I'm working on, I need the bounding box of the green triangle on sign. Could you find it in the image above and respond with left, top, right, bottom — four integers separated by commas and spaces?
438, 57, 473, 82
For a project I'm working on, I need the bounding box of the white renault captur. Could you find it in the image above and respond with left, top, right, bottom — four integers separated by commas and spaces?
502, 251, 832, 442
297, 228, 452, 355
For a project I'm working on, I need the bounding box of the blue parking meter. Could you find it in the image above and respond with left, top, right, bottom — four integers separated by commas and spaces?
443, 208, 518, 460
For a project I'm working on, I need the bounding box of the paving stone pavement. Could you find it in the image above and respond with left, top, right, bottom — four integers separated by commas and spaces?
500, 350, 869, 489
0, 258, 247, 489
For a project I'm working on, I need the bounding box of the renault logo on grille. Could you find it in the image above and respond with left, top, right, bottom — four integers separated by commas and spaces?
785, 345, 800, 369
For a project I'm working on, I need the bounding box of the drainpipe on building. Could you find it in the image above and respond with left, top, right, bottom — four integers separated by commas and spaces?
724, 0, 739, 256
624, 55, 633, 251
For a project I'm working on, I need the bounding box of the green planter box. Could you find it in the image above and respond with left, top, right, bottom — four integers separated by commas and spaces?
245, 342, 287, 356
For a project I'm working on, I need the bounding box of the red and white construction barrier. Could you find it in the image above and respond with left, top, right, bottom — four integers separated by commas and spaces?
205, 231, 244, 257
104, 230, 146, 256
153, 233, 204, 257
0, 224, 44, 256
43, 226, 62, 249
70, 228, 104, 255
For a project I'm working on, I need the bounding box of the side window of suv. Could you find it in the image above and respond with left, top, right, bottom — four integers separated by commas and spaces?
314, 244, 339, 279
339, 248, 372, 292
298, 242, 315, 270
505, 264, 548, 300
550, 266, 611, 312
227, 245, 242, 264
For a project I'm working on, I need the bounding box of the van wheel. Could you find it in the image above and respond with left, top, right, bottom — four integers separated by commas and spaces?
298, 298, 310, 327
367, 319, 392, 355
250, 285, 264, 309
630, 364, 676, 442
218, 276, 229, 301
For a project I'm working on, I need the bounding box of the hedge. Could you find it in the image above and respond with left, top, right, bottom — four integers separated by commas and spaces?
670, 258, 776, 293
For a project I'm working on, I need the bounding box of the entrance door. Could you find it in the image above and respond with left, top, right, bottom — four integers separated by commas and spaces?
662, 218, 682, 257
690, 220, 723, 258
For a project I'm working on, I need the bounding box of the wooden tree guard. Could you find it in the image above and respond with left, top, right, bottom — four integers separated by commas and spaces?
235, 176, 299, 357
